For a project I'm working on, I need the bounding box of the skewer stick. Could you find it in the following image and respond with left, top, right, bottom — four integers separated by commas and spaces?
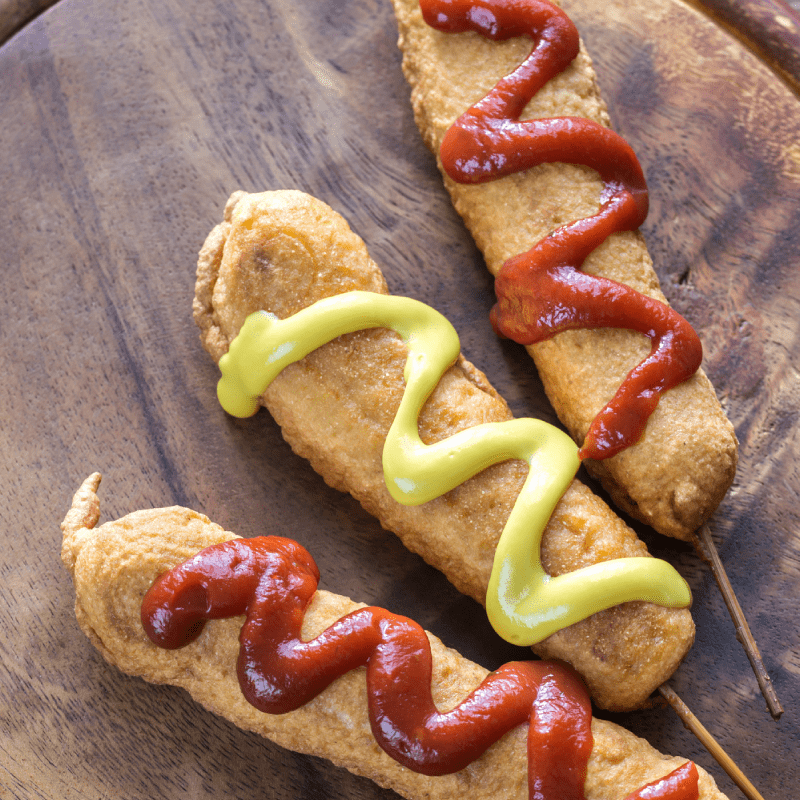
658, 684, 766, 800
692, 524, 783, 719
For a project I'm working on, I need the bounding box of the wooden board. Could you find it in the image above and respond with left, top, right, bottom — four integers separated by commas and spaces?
0, 0, 798, 797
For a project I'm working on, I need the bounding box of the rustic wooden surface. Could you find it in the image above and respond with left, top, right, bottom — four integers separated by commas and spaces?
0, 0, 50, 42
1, 0, 798, 798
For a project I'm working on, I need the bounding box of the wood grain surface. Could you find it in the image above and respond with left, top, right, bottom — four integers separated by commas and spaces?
1, 0, 798, 798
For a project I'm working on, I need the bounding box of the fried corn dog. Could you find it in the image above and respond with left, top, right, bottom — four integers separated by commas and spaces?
60, 473, 727, 800
192, 189, 693, 711
390, 0, 738, 540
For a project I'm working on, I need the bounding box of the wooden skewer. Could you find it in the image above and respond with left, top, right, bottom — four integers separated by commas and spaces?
659, 684, 766, 800
692, 523, 783, 719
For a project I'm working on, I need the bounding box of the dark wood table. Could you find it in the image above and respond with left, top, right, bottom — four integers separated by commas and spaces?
1, 0, 798, 798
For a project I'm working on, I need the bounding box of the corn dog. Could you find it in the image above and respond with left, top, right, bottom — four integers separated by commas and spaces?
192, 188, 694, 712
389, 0, 738, 540
60, 472, 727, 800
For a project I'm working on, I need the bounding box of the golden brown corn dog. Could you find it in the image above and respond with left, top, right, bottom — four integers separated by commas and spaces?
192, 189, 693, 711
390, 0, 738, 541
60, 473, 728, 800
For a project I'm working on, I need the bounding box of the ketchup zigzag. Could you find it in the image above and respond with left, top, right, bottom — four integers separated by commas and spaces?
141, 535, 699, 800
422, 0, 703, 460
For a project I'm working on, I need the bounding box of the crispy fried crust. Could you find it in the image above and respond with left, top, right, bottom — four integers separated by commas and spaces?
60, 473, 727, 800
191, 189, 694, 711
389, 0, 738, 540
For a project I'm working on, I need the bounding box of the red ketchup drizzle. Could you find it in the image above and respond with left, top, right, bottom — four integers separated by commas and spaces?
141, 536, 698, 800
421, 0, 703, 460
624, 761, 700, 800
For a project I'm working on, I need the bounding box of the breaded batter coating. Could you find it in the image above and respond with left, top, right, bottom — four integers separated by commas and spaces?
60, 473, 728, 800
192, 189, 693, 711
390, 0, 738, 540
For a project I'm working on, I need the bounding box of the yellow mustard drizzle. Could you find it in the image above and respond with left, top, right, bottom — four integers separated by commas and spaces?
217, 291, 691, 644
